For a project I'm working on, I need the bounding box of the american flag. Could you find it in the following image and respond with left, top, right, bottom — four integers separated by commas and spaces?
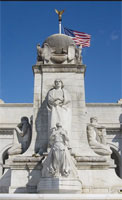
63, 27, 91, 47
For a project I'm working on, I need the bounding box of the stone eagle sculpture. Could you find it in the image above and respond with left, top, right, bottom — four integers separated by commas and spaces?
55, 9, 65, 21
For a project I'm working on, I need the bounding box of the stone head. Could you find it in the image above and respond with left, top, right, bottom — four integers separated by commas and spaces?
54, 79, 64, 89
56, 122, 62, 128
21, 116, 29, 124
90, 117, 98, 124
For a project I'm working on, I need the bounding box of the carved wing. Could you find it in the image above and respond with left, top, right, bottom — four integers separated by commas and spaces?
68, 44, 75, 61
37, 45, 42, 56
60, 10, 64, 15
43, 43, 51, 62
55, 9, 59, 15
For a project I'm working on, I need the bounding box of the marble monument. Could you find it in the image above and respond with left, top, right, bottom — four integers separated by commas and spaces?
0, 32, 122, 199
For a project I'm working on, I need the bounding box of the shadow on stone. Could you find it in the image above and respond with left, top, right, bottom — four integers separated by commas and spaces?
0, 169, 11, 193
35, 96, 48, 154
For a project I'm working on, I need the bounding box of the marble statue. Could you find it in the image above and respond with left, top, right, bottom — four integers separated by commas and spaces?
8, 117, 32, 155
87, 117, 112, 156
47, 79, 72, 137
48, 123, 70, 177
41, 123, 78, 178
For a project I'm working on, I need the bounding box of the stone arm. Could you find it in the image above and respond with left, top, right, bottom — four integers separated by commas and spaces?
15, 127, 23, 137
47, 92, 55, 109
98, 128, 107, 145
64, 132, 69, 142
15, 123, 28, 137
88, 123, 107, 145
93, 123, 107, 144
62, 89, 72, 107
96, 124, 106, 129
49, 133, 56, 147
47, 92, 64, 109
62, 100, 71, 106
61, 130, 70, 147
87, 125, 95, 142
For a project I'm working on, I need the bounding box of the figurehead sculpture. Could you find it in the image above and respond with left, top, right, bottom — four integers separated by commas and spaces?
47, 79, 72, 138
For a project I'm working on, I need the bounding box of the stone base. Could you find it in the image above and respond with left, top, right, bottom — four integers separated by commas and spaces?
37, 177, 82, 194
0, 194, 122, 200
6, 156, 43, 193
4, 155, 122, 194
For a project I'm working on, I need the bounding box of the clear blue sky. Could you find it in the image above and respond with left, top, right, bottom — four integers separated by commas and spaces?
1, 1, 121, 103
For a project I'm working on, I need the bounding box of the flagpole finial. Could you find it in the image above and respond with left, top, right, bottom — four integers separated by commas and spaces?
55, 9, 65, 21
55, 9, 65, 34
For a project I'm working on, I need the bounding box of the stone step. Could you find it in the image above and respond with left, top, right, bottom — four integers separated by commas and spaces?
0, 194, 122, 200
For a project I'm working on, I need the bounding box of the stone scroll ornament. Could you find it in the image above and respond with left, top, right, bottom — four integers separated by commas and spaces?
47, 79, 72, 137
41, 123, 78, 178
87, 117, 112, 156
8, 117, 32, 155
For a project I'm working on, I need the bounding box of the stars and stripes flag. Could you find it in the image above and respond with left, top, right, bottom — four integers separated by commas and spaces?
63, 27, 91, 47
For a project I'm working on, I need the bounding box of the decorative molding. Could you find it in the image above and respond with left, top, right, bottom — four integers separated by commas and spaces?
32, 64, 86, 74
86, 103, 122, 107
0, 128, 14, 135
107, 127, 121, 133
0, 103, 33, 108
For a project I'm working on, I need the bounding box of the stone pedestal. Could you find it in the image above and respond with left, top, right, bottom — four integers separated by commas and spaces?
37, 177, 82, 194
76, 159, 122, 193
6, 154, 122, 194
7, 156, 43, 193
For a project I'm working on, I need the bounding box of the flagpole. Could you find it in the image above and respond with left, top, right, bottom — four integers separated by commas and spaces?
59, 20, 61, 34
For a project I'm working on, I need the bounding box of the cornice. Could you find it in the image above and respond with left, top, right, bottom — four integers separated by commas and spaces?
0, 103, 33, 108
0, 128, 14, 135
86, 103, 122, 107
32, 64, 86, 74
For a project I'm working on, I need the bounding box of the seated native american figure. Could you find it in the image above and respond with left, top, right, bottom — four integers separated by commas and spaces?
87, 117, 112, 156
8, 117, 32, 155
